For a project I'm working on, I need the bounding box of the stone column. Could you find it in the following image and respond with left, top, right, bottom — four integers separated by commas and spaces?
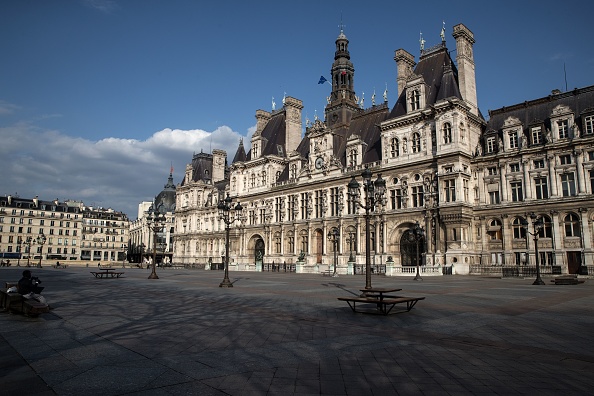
575, 149, 586, 194
523, 159, 532, 199
548, 154, 559, 196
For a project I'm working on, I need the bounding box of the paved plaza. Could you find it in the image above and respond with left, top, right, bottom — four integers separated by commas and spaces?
1, 267, 593, 395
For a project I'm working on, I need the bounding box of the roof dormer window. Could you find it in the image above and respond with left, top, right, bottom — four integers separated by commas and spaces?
410, 89, 421, 111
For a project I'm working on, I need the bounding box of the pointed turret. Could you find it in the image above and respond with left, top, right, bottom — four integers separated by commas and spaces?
232, 138, 247, 164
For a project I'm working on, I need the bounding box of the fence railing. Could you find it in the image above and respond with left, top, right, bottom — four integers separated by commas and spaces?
470, 265, 563, 277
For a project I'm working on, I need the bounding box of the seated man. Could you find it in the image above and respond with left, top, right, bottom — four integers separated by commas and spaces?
18, 270, 44, 295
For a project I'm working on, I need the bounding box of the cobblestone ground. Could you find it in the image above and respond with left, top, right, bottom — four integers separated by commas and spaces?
1, 267, 593, 395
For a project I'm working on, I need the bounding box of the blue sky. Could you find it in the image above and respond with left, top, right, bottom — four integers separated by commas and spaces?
1, 0, 593, 218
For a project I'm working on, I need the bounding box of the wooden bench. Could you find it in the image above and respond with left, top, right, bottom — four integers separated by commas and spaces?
90, 271, 125, 278
338, 295, 425, 315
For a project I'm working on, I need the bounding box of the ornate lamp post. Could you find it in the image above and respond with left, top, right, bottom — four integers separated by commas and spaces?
347, 167, 386, 290
411, 221, 425, 281
17, 236, 23, 267
529, 213, 545, 285
139, 243, 145, 267
24, 236, 33, 267
122, 244, 127, 268
36, 233, 46, 268
146, 204, 166, 279
218, 193, 243, 288
327, 227, 340, 277
347, 231, 355, 263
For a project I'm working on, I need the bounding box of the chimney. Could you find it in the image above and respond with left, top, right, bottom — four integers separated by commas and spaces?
255, 110, 271, 135
452, 23, 478, 116
394, 49, 416, 98
284, 96, 303, 154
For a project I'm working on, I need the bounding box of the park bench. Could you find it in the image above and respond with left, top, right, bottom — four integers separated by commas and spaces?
1, 282, 50, 317
90, 271, 125, 278
337, 295, 425, 315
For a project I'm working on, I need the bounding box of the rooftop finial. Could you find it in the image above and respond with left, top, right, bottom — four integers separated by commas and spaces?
339, 12, 346, 34
419, 31, 425, 51
440, 20, 446, 42
272, 96, 276, 111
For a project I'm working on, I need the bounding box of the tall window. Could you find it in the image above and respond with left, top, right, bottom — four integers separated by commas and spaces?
390, 189, 403, 209
288, 195, 297, 221
510, 163, 520, 173
539, 215, 553, 238
275, 197, 283, 222
250, 174, 256, 188
411, 186, 424, 207
558, 119, 569, 139
512, 217, 526, 239
564, 213, 581, 237
510, 181, 523, 202
561, 173, 576, 196
560, 154, 572, 165
261, 171, 266, 185
410, 89, 420, 110
443, 123, 452, 144
274, 233, 281, 254
300, 193, 309, 219
390, 138, 400, 158
259, 208, 267, 224
488, 219, 502, 240
290, 164, 297, 179
444, 180, 456, 202
486, 137, 496, 153
590, 170, 594, 193
463, 179, 469, 201
348, 149, 358, 167
288, 235, 294, 253
534, 177, 549, 199
314, 190, 323, 218
300, 230, 308, 254
330, 187, 340, 216
489, 191, 500, 204
412, 132, 421, 153
585, 115, 594, 135
531, 127, 542, 144
508, 130, 518, 149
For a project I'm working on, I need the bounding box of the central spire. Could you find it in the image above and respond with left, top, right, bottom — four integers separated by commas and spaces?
329, 23, 356, 105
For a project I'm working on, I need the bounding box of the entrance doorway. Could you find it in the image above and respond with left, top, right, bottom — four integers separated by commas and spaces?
566, 251, 582, 274
400, 229, 425, 267
255, 239, 265, 270
314, 229, 323, 263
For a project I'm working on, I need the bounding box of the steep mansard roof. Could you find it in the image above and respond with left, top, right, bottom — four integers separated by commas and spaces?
486, 85, 594, 132
389, 45, 462, 119
245, 110, 287, 161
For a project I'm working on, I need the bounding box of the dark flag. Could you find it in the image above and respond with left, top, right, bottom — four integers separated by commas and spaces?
318, 76, 328, 84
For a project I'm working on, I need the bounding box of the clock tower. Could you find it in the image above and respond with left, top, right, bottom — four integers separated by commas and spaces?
324, 25, 360, 129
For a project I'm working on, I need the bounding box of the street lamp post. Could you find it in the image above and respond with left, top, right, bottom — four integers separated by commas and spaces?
218, 193, 243, 288
146, 204, 166, 280
17, 237, 22, 267
347, 231, 355, 263
529, 213, 545, 285
24, 237, 33, 267
36, 233, 46, 268
327, 227, 340, 277
139, 243, 145, 268
122, 244, 127, 268
347, 167, 386, 290
412, 221, 425, 281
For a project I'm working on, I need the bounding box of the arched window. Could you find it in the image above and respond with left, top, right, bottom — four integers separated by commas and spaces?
512, 217, 526, 239
538, 214, 553, 238
564, 213, 581, 237
412, 132, 421, 153
487, 219, 502, 240
443, 122, 452, 144
390, 138, 400, 158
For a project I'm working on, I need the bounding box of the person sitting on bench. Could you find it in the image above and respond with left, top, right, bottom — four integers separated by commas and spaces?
18, 270, 46, 304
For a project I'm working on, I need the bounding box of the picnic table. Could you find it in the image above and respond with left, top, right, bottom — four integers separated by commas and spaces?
338, 287, 425, 315
90, 268, 125, 278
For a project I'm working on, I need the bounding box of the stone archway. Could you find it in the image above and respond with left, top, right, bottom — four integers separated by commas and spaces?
400, 229, 425, 267
247, 234, 265, 270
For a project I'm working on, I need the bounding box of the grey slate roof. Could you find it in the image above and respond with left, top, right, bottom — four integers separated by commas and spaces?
389, 45, 462, 119
487, 85, 594, 132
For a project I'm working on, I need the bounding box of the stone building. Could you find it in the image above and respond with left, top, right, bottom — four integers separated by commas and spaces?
128, 171, 176, 265
0, 195, 129, 266
173, 23, 594, 276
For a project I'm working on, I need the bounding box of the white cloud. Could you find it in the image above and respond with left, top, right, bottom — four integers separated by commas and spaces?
0, 101, 20, 116
0, 123, 243, 218
82, 0, 118, 13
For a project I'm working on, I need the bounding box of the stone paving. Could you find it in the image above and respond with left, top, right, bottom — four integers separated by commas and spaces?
1, 266, 593, 395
